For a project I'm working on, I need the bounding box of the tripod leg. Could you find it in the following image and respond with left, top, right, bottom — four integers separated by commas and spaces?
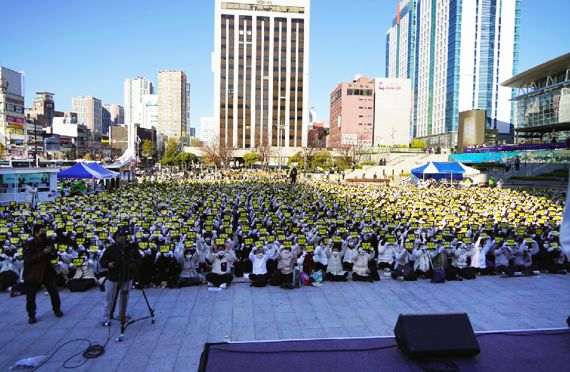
139, 287, 156, 324
117, 281, 129, 342
105, 281, 120, 326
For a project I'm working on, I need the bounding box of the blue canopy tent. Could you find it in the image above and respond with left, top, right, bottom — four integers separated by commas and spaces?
57, 162, 107, 179
411, 162, 480, 181
86, 162, 119, 179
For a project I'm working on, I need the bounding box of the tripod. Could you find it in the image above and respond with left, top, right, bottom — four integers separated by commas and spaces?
105, 244, 156, 342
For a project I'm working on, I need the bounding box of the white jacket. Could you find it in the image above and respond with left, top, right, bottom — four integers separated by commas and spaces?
452, 246, 472, 269
249, 252, 269, 275
313, 245, 328, 265
413, 248, 435, 272
71, 260, 96, 280
470, 238, 492, 269
325, 247, 345, 275
352, 250, 374, 276
207, 250, 236, 275
377, 243, 396, 264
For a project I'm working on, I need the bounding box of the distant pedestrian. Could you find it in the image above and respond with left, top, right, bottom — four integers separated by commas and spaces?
290, 167, 298, 184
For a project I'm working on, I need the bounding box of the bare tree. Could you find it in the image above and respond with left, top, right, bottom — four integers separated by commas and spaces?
336, 135, 369, 168
203, 139, 235, 169
302, 137, 320, 171
255, 137, 273, 170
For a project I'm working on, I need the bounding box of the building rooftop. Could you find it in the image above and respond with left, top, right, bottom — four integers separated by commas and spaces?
502, 52, 570, 88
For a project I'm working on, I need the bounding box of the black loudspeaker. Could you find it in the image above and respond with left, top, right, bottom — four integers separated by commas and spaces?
394, 313, 480, 358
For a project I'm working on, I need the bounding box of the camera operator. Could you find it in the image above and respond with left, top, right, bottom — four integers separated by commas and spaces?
99, 226, 141, 325
23, 224, 63, 324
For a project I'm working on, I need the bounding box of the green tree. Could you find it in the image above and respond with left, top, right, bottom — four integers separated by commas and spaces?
312, 150, 333, 170
288, 151, 305, 168
172, 152, 196, 169
161, 137, 180, 165
243, 152, 259, 167
410, 139, 426, 149
189, 138, 203, 147
141, 140, 156, 159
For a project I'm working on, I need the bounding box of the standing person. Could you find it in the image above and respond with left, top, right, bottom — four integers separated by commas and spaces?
23, 225, 63, 324
99, 226, 141, 325
290, 167, 298, 184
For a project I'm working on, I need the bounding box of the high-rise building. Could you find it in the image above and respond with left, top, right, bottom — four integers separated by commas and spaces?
213, 0, 311, 149
200, 117, 218, 145
329, 76, 375, 148
103, 104, 124, 136
102, 106, 111, 136
104, 104, 124, 126
142, 94, 158, 130
186, 82, 192, 138
158, 70, 187, 139
0, 67, 26, 158
373, 78, 412, 147
124, 77, 154, 125
386, 0, 522, 147
29, 92, 55, 127
309, 106, 317, 124
71, 96, 103, 133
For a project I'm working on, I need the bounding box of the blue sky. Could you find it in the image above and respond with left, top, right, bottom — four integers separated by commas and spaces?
1, 0, 569, 133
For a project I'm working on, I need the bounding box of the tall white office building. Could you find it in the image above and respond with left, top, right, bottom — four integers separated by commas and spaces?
124, 77, 154, 125
142, 94, 158, 130
200, 116, 218, 145
186, 82, 192, 137
386, 0, 521, 147
213, 0, 311, 149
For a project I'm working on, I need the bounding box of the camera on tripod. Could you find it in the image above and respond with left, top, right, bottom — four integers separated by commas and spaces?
105, 224, 156, 341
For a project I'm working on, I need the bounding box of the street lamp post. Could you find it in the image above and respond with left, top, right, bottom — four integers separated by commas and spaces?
277, 96, 286, 171
33, 120, 38, 167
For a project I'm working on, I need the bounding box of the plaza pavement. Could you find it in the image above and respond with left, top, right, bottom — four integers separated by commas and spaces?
0, 275, 569, 371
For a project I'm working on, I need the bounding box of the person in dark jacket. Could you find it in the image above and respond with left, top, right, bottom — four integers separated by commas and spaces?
290, 167, 298, 184
23, 225, 63, 324
99, 226, 141, 325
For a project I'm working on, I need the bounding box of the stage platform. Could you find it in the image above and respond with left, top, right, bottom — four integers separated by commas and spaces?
199, 329, 570, 372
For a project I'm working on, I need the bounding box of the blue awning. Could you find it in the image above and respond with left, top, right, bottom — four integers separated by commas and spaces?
57, 162, 107, 179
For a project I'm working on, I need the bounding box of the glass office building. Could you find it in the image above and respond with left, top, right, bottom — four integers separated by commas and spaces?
502, 53, 570, 142
386, 0, 521, 147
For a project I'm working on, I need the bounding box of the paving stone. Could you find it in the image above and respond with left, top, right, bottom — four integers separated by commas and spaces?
0, 276, 567, 371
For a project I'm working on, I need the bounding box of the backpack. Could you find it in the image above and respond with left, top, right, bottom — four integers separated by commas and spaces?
431, 267, 445, 283
310, 270, 323, 287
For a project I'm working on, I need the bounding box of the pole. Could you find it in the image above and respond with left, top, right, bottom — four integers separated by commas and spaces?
278, 122, 282, 171
33, 120, 38, 167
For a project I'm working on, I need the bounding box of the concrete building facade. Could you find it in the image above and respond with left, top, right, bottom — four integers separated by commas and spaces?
373, 78, 412, 146
213, 0, 311, 149
328, 76, 375, 148
186, 82, 192, 139
158, 70, 187, 139
124, 77, 154, 125
71, 96, 102, 133
0, 67, 26, 158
